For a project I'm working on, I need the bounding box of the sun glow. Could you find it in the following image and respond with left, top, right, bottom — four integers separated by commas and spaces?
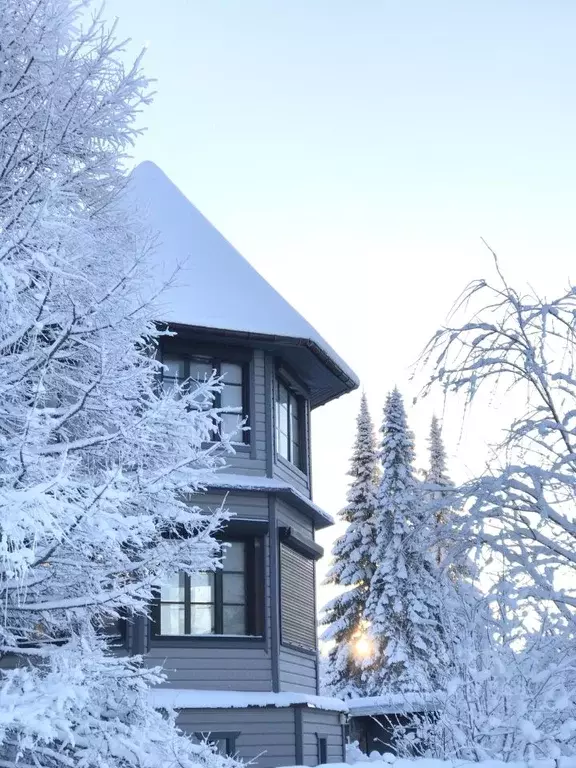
354, 634, 373, 659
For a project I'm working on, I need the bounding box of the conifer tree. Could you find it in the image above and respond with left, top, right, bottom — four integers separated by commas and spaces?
364, 389, 450, 695
426, 415, 452, 491
321, 393, 380, 697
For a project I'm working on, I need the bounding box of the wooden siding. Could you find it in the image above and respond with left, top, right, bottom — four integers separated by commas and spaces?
276, 498, 314, 538
278, 646, 317, 694
302, 709, 345, 766
273, 455, 311, 497
224, 349, 267, 476
177, 707, 296, 768
187, 490, 270, 520
144, 645, 272, 691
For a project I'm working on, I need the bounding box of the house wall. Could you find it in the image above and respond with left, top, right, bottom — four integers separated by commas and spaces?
177, 707, 296, 768
301, 708, 346, 766
276, 499, 319, 694
143, 491, 273, 691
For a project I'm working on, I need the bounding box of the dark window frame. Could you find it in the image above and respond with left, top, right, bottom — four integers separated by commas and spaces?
160, 349, 250, 446
316, 734, 328, 765
275, 375, 307, 472
194, 731, 240, 757
151, 534, 265, 640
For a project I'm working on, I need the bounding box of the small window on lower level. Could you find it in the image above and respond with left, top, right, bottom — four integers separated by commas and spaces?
317, 735, 328, 765
194, 731, 240, 757
152, 538, 263, 638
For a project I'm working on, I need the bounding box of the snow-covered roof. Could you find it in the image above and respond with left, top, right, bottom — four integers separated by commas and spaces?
347, 693, 441, 716
210, 472, 334, 528
126, 162, 359, 407
150, 688, 348, 713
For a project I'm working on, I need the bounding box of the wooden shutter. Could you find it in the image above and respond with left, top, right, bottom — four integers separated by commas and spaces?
280, 543, 317, 651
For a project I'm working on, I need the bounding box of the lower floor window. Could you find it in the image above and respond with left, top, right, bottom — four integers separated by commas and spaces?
153, 537, 263, 637
194, 731, 240, 757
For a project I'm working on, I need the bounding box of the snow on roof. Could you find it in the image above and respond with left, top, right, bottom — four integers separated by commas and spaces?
127, 162, 358, 392
347, 693, 441, 716
149, 688, 348, 713
210, 472, 334, 527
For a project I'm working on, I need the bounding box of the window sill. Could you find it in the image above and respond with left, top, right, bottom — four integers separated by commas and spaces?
150, 634, 266, 649
201, 441, 251, 453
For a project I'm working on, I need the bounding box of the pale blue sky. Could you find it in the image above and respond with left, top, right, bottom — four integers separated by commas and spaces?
105, 1, 576, 565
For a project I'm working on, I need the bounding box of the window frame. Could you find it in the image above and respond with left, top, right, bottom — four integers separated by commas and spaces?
193, 731, 240, 757
275, 375, 307, 472
160, 349, 251, 446
151, 534, 265, 641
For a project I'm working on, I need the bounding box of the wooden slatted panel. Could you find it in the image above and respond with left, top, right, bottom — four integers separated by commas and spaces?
280, 544, 316, 651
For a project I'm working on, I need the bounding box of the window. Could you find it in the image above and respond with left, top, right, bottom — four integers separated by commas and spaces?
317, 736, 328, 765
275, 379, 305, 469
161, 354, 247, 443
153, 538, 263, 637
194, 732, 240, 757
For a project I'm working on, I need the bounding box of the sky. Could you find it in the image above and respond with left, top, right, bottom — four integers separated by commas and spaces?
103, 0, 576, 582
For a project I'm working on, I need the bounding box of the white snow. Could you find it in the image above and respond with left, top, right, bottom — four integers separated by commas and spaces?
279, 760, 576, 768
149, 688, 349, 712
127, 161, 358, 389
210, 472, 334, 525
346, 693, 441, 716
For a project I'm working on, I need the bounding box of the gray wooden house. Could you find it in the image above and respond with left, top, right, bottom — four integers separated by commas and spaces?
122, 162, 359, 767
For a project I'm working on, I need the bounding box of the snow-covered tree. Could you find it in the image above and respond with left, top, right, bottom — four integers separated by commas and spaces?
364, 389, 450, 695
421, 263, 576, 628
426, 416, 452, 492
403, 594, 576, 761
321, 393, 380, 697
0, 3, 235, 768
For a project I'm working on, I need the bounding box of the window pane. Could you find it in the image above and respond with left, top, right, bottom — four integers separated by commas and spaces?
221, 412, 242, 440
277, 429, 288, 459
223, 604, 247, 635
190, 604, 214, 635
221, 362, 243, 384
189, 360, 213, 384
292, 440, 300, 468
222, 541, 245, 572
162, 378, 181, 397
160, 604, 185, 635
189, 572, 214, 603
223, 573, 246, 604
221, 384, 243, 409
160, 573, 185, 602
163, 357, 185, 379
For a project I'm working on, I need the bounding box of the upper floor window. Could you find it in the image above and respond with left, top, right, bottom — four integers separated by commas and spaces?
152, 537, 263, 638
161, 354, 247, 444
275, 379, 304, 470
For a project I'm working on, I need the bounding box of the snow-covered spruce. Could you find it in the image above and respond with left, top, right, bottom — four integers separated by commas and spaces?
0, 3, 233, 768
322, 393, 380, 697
363, 389, 450, 695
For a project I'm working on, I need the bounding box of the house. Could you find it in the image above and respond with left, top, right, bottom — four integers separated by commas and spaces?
121, 162, 359, 767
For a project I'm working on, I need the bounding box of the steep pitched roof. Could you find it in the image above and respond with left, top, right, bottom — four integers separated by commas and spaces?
127, 162, 358, 403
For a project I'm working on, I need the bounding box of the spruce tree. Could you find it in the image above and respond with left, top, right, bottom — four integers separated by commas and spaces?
321, 393, 380, 697
426, 415, 452, 491
364, 389, 450, 695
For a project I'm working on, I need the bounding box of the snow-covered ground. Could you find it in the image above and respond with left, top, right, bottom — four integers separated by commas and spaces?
279, 759, 576, 768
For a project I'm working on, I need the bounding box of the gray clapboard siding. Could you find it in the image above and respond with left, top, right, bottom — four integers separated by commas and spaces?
225, 350, 267, 476
177, 707, 296, 768
146, 645, 272, 691
187, 490, 270, 519
279, 646, 317, 694
273, 455, 311, 498
302, 709, 345, 765
276, 498, 314, 538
